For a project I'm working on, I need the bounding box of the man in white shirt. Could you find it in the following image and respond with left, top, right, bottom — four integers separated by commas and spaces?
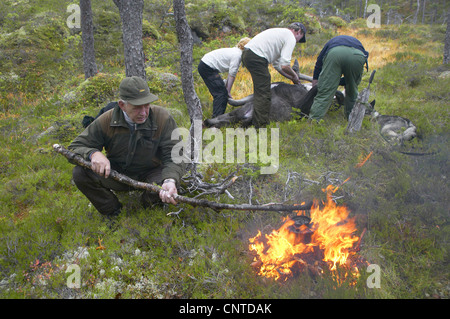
242, 22, 306, 127
198, 37, 251, 118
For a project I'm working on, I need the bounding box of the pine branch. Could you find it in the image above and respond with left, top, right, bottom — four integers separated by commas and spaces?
53, 144, 312, 212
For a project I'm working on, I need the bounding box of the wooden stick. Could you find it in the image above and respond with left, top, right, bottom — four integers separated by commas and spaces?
53, 144, 312, 212
352, 227, 367, 252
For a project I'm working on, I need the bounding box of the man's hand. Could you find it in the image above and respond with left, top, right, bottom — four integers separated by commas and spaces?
280, 65, 300, 85
90, 151, 111, 178
160, 179, 178, 205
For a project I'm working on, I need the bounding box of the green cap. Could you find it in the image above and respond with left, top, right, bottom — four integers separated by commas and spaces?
119, 76, 158, 105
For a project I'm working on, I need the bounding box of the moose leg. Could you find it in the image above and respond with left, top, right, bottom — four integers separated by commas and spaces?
296, 85, 318, 115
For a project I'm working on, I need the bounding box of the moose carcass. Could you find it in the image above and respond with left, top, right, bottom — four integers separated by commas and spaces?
204, 60, 344, 128
204, 82, 326, 128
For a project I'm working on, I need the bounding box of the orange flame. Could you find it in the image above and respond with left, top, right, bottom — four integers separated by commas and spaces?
249, 219, 313, 281
249, 185, 360, 281
310, 185, 359, 271
356, 151, 373, 168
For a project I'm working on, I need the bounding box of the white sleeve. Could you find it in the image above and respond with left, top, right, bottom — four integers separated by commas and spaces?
278, 36, 296, 67
228, 55, 241, 77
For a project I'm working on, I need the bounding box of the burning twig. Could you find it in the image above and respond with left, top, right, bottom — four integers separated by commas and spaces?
351, 228, 367, 252
356, 151, 373, 168
53, 144, 312, 213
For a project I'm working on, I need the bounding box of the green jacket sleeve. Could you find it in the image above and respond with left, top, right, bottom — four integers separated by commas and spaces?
68, 119, 105, 160
158, 115, 185, 187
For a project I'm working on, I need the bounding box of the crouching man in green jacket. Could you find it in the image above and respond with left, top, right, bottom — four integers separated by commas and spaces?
69, 76, 184, 217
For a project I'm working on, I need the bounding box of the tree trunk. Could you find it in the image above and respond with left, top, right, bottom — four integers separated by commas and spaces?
363, 0, 368, 19
80, 0, 97, 79
413, 0, 420, 24
357, 0, 362, 18
173, 0, 203, 123
173, 0, 203, 163
444, 13, 450, 64
422, 0, 426, 24
113, 0, 146, 79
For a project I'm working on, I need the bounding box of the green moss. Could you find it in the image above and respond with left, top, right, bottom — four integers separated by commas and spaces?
142, 19, 161, 39
326, 16, 348, 28
65, 73, 124, 109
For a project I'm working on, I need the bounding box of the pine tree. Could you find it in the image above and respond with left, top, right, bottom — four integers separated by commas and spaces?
444, 13, 450, 64
113, 0, 146, 79
80, 0, 97, 79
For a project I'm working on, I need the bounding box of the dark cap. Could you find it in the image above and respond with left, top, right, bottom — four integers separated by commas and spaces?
289, 22, 307, 43
119, 76, 158, 105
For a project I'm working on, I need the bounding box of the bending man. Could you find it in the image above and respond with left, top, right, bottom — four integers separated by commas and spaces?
309, 35, 369, 121
242, 22, 306, 128
198, 37, 251, 118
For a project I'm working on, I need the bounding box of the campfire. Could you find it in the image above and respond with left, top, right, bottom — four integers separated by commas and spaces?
249, 184, 366, 282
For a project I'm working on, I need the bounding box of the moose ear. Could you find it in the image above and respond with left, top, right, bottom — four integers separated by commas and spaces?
365, 99, 376, 115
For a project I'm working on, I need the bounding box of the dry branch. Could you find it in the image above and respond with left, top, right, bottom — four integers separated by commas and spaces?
352, 227, 367, 252
53, 144, 312, 212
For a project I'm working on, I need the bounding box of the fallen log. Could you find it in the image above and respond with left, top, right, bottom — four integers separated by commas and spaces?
53, 144, 312, 212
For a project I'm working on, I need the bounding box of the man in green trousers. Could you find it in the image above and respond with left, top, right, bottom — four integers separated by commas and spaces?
309, 35, 369, 121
